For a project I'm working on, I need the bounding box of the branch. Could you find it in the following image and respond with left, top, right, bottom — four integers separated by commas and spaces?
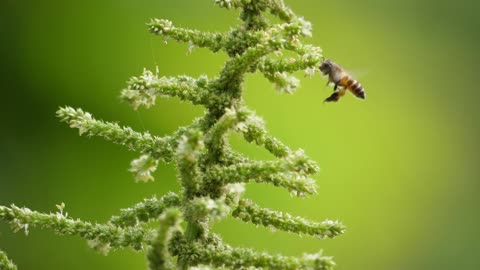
0, 250, 17, 270
185, 265, 227, 270
209, 152, 319, 180
57, 107, 176, 162
183, 183, 245, 221
221, 148, 249, 165
257, 44, 323, 78
148, 19, 225, 52
262, 71, 300, 94
206, 166, 317, 196
240, 16, 312, 42
233, 199, 345, 239
208, 19, 315, 96
121, 69, 212, 109
214, 0, 245, 9
214, 0, 297, 23
109, 192, 181, 227
203, 106, 299, 167
147, 209, 183, 270
204, 107, 253, 163
184, 197, 231, 222
215, 107, 318, 174
251, 25, 319, 94
169, 232, 335, 270
238, 115, 291, 158
176, 129, 205, 198
264, 0, 297, 22
256, 50, 321, 93
0, 204, 151, 251
213, 45, 272, 91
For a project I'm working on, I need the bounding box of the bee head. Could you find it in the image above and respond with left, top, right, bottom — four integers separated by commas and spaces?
319, 59, 333, 74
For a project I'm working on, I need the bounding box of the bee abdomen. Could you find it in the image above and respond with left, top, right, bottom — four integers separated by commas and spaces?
348, 80, 366, 99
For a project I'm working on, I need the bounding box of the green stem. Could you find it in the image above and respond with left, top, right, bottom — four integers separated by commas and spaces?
178, 221, 207, 270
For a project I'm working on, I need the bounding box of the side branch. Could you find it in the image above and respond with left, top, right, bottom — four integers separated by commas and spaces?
211, 19, 315, 93
263, 0, 297, 22
121, 69, 212, 109
148, 19, 225, 52
176, 129, 205, 199
255, 39, 322, 94
205, 164, 317, 196
233, 199, 345, 239
147, 209, 182, 270
261, 71, 300, 94
57, 107, 176, 162
232, 108, 319, 171
238, 113, 292, 158
109, 192, 181, 227
0, 250, 17, 270
204, 107, 253, 163
204, 147, 319, 196
213, 45, 272, 91
258, 47, 322, 75
215, 0, 296, 23
169, 232, 335, 270
0, 205, 151, 251
209, 152, 319, 180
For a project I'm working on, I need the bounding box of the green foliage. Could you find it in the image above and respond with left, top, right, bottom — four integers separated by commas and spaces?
0, 250, 17, 270
0, 0, 345, 269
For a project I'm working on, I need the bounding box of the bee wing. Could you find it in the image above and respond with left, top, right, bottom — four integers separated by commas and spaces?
346, 69, 368, 80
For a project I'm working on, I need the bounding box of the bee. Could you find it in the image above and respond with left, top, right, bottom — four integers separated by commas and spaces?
319, 59, 366, 102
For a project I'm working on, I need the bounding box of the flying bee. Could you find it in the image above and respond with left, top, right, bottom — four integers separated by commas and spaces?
319, 59, 366, 102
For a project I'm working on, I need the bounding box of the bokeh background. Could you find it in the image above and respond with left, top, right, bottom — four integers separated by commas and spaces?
1, 0, 479, 269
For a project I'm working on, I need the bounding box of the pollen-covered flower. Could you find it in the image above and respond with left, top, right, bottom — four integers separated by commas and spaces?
129, 154, 158, 182
272, 72, 300, 94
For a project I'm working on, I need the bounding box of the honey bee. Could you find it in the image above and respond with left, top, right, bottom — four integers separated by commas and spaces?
319, 59, 366, 102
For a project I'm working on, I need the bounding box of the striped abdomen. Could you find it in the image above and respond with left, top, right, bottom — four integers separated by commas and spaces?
341, 77, 366, 99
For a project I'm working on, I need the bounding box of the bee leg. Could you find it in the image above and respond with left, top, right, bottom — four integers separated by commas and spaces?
324, 89, 346, 103
324, 92, 340, 102
334, 82, 340, 91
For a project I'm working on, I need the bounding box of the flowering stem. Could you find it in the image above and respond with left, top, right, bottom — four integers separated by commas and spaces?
109, 192, 181, 227
147, 209, 182, 270
0, 250, 17, 270
2, 1, 347, 269
0, 205, 151, 251
169, 232, 335, 270
233, 199, 346, 239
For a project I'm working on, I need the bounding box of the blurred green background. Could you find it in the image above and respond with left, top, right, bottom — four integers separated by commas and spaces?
1, 0, 479, 269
